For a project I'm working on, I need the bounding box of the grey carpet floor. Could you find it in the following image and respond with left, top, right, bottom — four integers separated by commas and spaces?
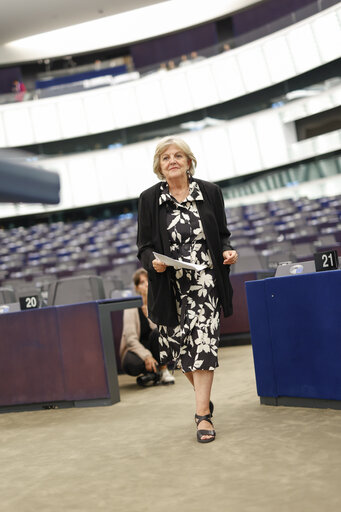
1, 345, 341, 512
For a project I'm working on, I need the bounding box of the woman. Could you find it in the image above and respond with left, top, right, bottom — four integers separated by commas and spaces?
137, 136, 238, 443
120, 268, 175, 386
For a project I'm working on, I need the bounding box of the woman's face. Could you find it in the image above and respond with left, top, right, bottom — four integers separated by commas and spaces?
136, 273, 148, 295
159, 144, 190, 182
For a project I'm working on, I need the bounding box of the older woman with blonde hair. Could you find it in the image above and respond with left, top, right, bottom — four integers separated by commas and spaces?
137, 136, 238, 443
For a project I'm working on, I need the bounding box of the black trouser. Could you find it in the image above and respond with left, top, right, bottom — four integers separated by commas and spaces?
122, 328, 161, 377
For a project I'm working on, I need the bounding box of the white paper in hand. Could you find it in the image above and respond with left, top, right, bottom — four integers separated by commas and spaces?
153, 252, 207, 271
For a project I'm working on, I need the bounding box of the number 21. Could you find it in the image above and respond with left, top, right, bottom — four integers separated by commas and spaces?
322, 253, 333, 267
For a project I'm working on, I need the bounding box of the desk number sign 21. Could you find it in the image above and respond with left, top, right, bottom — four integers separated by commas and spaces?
314, 249, 339, 272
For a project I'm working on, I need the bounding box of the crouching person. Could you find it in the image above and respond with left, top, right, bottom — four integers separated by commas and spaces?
120, 269, 175, 387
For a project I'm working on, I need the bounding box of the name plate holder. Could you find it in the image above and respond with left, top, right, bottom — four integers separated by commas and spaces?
19, 295, 40, 310
314, 250, 339, 272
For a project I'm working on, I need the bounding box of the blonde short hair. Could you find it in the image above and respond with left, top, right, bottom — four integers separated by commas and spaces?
153, 136, 197, 180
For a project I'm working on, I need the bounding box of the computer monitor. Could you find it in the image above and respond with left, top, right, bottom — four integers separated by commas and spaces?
0, 302, 21, 314
275, 257, 341, 277
275, 260, 316, 277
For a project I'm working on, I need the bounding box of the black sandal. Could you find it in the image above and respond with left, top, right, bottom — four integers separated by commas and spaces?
195, 413, 216, 443
194, 401, 214, 420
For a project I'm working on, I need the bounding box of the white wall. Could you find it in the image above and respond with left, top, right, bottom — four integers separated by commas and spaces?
226, 174, 341, 208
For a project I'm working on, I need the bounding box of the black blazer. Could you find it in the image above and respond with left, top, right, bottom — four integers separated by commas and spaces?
137, 178, 234, 326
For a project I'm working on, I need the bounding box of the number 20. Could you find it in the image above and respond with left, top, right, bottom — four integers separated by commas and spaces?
25, 296, 37, 308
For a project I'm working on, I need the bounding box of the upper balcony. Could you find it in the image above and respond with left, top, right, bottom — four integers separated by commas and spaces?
0, 3, 340, 149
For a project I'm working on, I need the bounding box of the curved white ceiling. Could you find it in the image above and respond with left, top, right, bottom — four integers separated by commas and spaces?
0, 0, 167, 45
0, 0, 262, 65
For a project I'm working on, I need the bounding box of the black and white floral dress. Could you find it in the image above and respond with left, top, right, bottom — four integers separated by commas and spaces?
158, 180, 221, 373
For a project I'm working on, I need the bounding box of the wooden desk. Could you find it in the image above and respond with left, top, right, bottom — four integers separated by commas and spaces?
0, 297, 141, 412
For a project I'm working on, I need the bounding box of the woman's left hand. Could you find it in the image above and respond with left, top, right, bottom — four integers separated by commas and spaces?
223, 250, 238, 265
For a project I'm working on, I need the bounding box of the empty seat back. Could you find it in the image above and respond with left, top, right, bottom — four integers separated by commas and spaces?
0, 287, 16, 305
47, 275, 105, 306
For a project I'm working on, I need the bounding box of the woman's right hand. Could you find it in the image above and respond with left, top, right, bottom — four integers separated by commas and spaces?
152, 258, 167, 273
145, 355, 158, 373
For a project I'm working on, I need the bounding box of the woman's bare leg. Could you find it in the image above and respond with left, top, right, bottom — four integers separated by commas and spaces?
193, 370, 214, 440
193, 370, 213, 415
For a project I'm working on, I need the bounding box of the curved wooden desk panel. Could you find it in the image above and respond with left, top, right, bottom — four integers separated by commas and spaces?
0, 307, 65, 405
0, 297, 141, 412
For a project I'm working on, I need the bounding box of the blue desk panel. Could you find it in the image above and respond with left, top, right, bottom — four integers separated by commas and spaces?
246, 271, 341, 404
